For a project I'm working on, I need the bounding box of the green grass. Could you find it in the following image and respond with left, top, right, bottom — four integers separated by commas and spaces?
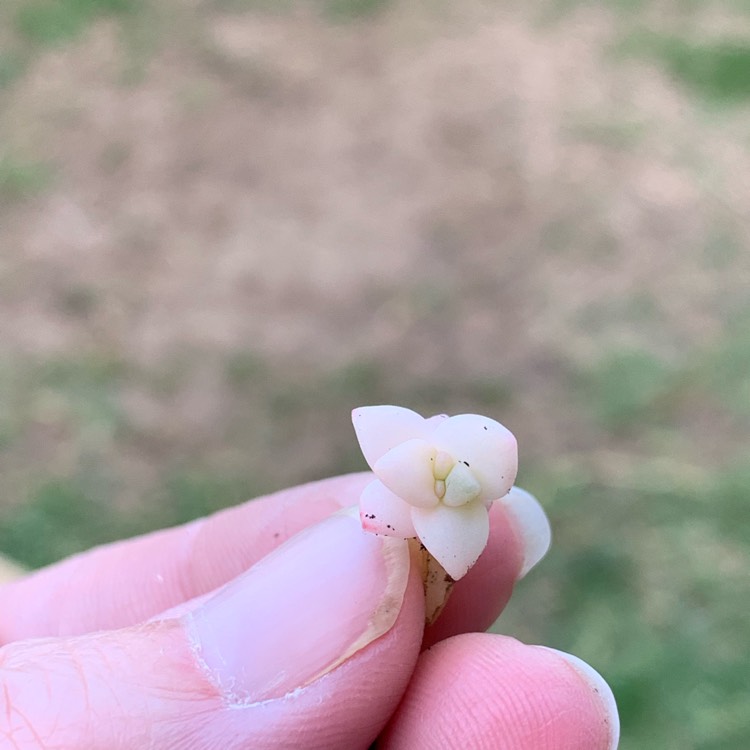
15, 0, 140, 46
0, 353, 127, 465
535, 0, 647, 26
704, 315, 750, 418
34, 355, 127, 438
703, 227, 741, 271
0, 53, 26, 89
324, 0, 391, 20
577, 349, 677, 432
655, 37, 750, 103
0, 154, 52, 201
0, 478, 131, 568
156, 471, 268, 525
0, 470, 267, 568
619, 30, 750, 104
224, 350, 269, 387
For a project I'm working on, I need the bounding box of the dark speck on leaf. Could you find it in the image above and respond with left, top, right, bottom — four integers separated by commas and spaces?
483, 425, 488, 430
462, 460, 470, 467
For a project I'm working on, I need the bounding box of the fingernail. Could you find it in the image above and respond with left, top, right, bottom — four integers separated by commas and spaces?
185, 512, 410, 704
500, 487, 551, 578
542, 648, 620, 750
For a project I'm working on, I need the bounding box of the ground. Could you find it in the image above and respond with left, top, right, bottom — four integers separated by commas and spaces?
1, 1, 749, 747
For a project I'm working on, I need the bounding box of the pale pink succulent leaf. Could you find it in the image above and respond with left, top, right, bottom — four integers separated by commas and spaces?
424, 414, 449, 432
373, 438, 439, 509
359, 480, 418, 538
351, 405, 427, 467
500, 486, 551, 578
411, 500, 490, 580
433, 414, 518, 503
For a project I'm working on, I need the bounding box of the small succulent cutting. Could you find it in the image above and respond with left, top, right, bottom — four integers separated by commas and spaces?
352, 405, 518, 582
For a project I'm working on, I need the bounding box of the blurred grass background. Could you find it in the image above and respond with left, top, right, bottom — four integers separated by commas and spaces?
1, 0, 749, 746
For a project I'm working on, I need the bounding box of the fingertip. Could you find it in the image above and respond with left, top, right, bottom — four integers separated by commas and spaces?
380, 633, 617, 750
536, 647, 620, 750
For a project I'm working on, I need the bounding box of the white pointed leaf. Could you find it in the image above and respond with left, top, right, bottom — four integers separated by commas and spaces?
359, 480, 417, 538
443, 462, 482, 507
433, 414, 517, 503
352, 405, 427, 467
411, 500, 490, 580
373, 439, 439, 509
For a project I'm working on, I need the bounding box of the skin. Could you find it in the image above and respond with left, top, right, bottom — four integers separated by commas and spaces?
0, 473, 618, 749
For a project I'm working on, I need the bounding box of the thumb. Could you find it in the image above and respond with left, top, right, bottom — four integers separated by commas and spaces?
0, 513, 424, 749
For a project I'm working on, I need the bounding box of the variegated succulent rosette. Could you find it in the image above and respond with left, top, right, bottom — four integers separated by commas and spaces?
352, 405, 519, 581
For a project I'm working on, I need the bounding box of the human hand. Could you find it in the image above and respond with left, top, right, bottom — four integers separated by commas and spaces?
0, 474, 619, 749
